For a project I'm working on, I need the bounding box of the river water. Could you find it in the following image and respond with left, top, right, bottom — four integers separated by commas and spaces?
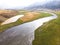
0, 13, 57, 45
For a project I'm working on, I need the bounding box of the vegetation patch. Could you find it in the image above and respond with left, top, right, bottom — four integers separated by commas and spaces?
0, 19, 23, 32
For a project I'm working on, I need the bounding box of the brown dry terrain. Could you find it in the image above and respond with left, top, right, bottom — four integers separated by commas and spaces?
20, 12, 40, 22
0, 15, 7, 22
0, 10, 19, 18
0, 10, 19, 23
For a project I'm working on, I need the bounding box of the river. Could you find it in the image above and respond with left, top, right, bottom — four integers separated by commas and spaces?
0, 12, 57, 45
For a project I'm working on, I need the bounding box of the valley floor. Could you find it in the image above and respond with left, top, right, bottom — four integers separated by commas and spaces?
0, 10, 51, 32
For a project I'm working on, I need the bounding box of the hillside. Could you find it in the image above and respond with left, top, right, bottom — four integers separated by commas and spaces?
24, 0, 60, 10
43, 0, 60, 9
0, 10, 19, 22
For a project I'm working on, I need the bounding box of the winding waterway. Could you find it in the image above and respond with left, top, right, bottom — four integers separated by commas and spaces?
0, 12, 57, 45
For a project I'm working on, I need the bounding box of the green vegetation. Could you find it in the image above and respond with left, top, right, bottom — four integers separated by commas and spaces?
18, 10, 29, 14
36, 12, 51, 18
33, 11, 60, 45
0, 19, 23, 32
20, 12, 51, 22
0, 11, 51, 32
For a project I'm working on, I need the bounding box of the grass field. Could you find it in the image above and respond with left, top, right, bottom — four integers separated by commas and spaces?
33, 11, 60, 45
0, 10, 51, 32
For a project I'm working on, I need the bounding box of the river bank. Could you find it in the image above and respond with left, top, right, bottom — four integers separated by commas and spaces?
33, 11, 59, 45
